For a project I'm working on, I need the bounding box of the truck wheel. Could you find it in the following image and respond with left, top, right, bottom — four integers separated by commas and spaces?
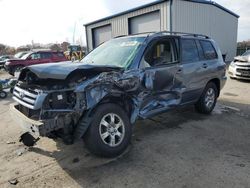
195, 82, 218, 114
83, 103, 132, 158
0, 91, 7, 99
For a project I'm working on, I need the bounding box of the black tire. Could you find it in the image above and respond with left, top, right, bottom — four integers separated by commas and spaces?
0, 91, 7, 99
83, 103, 132, 158
195, 82, 218, 114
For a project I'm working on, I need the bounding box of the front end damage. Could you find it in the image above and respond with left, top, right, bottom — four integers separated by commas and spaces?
12, 65, 143, 144
12, 62, 182, 146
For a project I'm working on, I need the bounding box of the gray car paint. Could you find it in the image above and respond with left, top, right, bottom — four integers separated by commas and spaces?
13, 34, 227, 139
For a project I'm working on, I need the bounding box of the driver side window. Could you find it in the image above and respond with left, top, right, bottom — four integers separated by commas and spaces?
30, 53, 41, 60
143, 39, 175, 68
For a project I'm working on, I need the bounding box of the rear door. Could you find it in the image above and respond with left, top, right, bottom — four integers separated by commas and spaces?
52, 52, 67, 62
180, 38, 208, 104
139, 37, 183, 117
198, 40, 219, 79
39, 52, 53, 64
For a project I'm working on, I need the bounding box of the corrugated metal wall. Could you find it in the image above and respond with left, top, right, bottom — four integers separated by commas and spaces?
172, 0, 238, 61
86, 1, 169, 51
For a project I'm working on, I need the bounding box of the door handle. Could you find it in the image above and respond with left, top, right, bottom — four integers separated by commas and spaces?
202, 63, 208, 69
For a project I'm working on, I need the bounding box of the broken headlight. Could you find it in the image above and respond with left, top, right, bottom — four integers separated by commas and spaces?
46, 91, 77, 109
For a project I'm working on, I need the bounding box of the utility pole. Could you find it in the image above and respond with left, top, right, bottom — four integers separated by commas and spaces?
72, 22, 77, 44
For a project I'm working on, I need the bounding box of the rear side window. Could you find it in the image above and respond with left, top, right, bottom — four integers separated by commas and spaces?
200, 40, 217, 60
181, 39, 199, 63
40, 52, 52, 59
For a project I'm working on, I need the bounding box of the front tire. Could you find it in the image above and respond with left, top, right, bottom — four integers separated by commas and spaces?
0, 91, 7, 99
83, 103, 132, 158
195, 82, 218, 114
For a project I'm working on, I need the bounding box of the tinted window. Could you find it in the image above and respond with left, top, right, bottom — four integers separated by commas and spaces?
200, 40, 217, 60
30, 53, 41, 60
181, 39, 199, 62
40, 52, 52, 59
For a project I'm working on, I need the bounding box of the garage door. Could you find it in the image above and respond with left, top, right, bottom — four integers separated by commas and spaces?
129, 11, 160, 34
92, 25, 112, 48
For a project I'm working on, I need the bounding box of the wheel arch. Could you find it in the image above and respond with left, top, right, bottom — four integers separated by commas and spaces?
74, 94, 135, 139
95, 94, 134, 119
208, 78, 220, 97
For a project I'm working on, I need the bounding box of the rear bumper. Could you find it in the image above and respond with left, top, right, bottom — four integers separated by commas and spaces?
10, 104, 64, 136
221, 76, 227, 89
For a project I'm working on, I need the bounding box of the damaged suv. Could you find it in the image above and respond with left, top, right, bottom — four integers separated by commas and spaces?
11, 32, 226, 157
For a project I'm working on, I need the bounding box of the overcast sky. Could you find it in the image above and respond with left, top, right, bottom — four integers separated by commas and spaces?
0, 0, 249, 47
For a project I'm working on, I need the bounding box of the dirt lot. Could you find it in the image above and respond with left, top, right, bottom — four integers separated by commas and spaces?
0, 70, 250, 188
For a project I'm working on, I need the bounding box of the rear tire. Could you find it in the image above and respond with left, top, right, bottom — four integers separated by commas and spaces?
195, 82, 218, 114
83, 103, 132, 158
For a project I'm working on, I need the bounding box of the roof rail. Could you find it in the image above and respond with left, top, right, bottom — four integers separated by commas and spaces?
157, 31, 210, 39
115, 32, 155, 38
114, 31, 210, 39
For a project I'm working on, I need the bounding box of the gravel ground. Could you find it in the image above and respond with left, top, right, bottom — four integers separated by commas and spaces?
0, 70, 250, 188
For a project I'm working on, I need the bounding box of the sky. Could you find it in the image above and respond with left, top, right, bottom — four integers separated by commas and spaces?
0, 0, 249, 47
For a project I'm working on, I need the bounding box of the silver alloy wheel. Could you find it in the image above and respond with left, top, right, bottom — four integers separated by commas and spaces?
205, 88, 215, 109
99, 113, 125, 147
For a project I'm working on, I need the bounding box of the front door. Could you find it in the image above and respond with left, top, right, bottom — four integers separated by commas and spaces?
139, 37, 183, 118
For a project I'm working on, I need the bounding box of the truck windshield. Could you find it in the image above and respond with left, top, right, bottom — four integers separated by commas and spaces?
81, 37, 145, 68
242, 50, 250, 56
21, 53, 32, 60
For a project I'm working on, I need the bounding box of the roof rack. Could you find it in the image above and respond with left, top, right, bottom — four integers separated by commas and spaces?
157, 31, 210, 39
115, 32, 155, 39
114, 31, 210, 39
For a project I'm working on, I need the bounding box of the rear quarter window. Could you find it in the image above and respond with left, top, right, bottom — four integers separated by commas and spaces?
54, 52, 65, 57
200, 40, 218, 60
181, 39, 199, 63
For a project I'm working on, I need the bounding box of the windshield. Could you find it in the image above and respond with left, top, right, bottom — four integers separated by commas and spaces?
81, 37, 145, 68
21, 52, 32, 60
242, 50, 250, 56
15, 52, 27, 58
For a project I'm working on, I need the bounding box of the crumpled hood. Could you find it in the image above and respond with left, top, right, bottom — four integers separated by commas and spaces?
20, 61, 123, 80
234, 55, 250, 63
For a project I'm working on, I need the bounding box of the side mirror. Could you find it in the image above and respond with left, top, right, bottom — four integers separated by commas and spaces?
144, 71, 155, 90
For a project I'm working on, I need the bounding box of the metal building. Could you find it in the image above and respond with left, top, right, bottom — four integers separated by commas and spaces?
84, 0, 239, 61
